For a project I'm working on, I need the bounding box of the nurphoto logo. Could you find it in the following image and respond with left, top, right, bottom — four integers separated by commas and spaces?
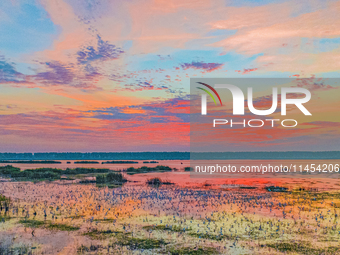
197, 81, 312, 128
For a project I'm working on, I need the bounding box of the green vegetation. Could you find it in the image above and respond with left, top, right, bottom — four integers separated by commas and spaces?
19, 219, 79, 231
96, 172, 126, 184
0, 165, 173, 182
0, 165, 110, 181
265, 186, 288, 192
116, 236, 168, 249
143, 224, 191, 232
167, 246, 218, 255
187, 232, 234, 241
77, 244, 102, 253
146, 178, 174, 187
0, 194, 10, 203
0, 165, 21, 176
96, 172, 127, 184
0, 166, 62, 181
0, 160, 61, 164
0, 195, 12, 222
184, 167, 193, 171
63, 167, 110, 175
19, 219, 45, 228
0, 244, 33, 255
83, 229, 124, 239
74, 161, 99, 164
146, 177, 162, 187
93, 218, 115, 223
266, 242, 339, 255
47, 223, 80, 231
143, 161, 159, 163
102, 161, 138, 164
126, 165, 172, 175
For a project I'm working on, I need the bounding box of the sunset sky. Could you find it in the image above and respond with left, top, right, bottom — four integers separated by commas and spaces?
0, 0, 339, 152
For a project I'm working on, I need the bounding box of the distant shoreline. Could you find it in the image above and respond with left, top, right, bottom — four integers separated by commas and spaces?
0, 151, 339, 160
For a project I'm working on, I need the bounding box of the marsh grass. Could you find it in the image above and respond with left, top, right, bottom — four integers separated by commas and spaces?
143, 224, 191, 232
0, 244, 32, 255
187, 232, 233, 241
77, 244, 102, 253
96, 172, 127, 185
93, 218, 115, 223
115, 236, 168, 249
266, 242, 340, 255
83, 229, 125, 240
126, 165, 172, 175
19, 219, 45, 228
0, 165, 111, 182
47, 223, 80, 231
0, 215, 11, 222
19, 219, 79, 231
0, 194, 10, 202
167, 246, 218, 255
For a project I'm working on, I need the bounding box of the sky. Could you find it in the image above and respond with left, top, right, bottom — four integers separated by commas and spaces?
0, 0, 339, 152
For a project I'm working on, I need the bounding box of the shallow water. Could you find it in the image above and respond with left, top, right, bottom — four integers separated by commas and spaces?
1, 160, 340, 254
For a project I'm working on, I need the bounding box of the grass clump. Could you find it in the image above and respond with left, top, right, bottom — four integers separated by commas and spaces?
116, 236, 167, 249
19, 220, 79, 231
0, 194, 10, 203
47, 223, 80, 231
146, 178, 174, 187
267, 242, 340, 255
63, 167, 110, 174
0, 165, 111, 182
146, 177, 162, 187
143, 224, 191, 232
0, 166, 62, 181
102, 161, 138, 164
0, 160, 61, 164
77, 244, 102, 253
19, 219, 45, 228
83, 229, 124, 240
74, 161, 99, 164
126, 165, 172, 175
96, 172, 127, 184
167, 246, 218, 255
187, 232, 233, 241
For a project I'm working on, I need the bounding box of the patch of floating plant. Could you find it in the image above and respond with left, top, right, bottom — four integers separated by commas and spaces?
166, 246, 218, 255
47, 223, 80, 231
19, 219, 79, 231
74, 161, 100, 164
239, 186, 257, 189
143, 224, 191, 232
18, 219, 45, 228
126, 165, 172, 175
266, 241, 340, 255
265, 186, 288, 192
146, 178, 175, 187
93, 218, 115, 223
83, 229, 127, 240
67, 215, 85, 220
187, 232, 236, 241
115, 236, 168, 250
0, 165, 112, 182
